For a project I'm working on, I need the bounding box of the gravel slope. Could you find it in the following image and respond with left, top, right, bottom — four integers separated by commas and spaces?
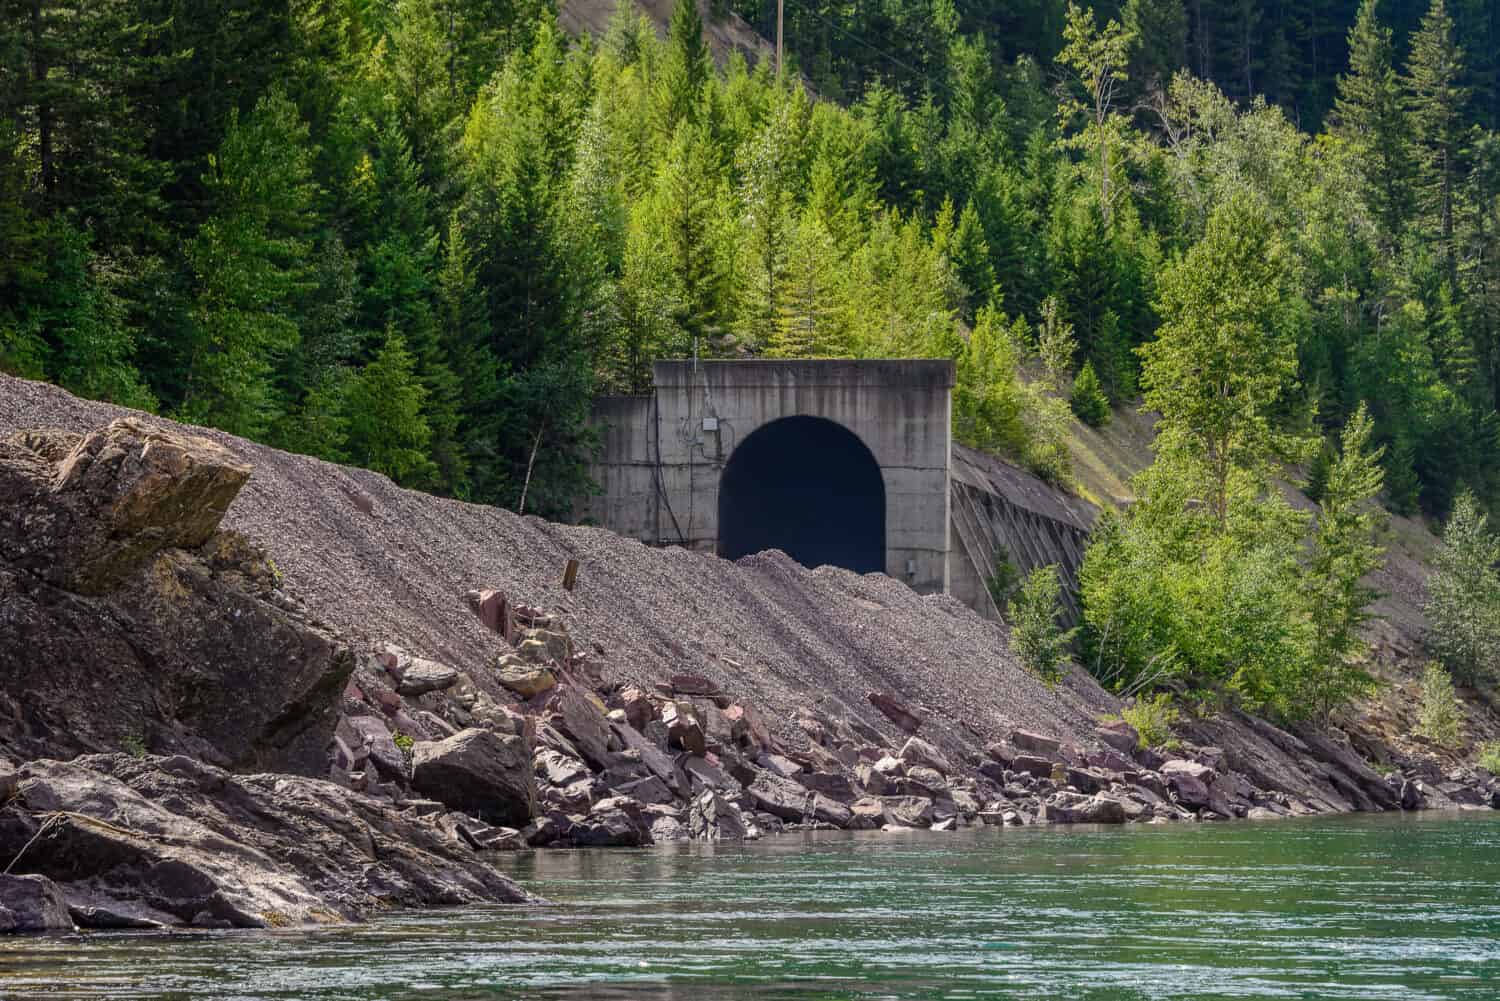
0, 374, 1118, 762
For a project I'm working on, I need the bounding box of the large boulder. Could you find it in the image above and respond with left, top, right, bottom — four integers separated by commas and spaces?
1010, 730, 1062, 756
1095, 721, 1140, 754
1, 422, 349, 775
553, 687, 613, 770
494, 654, 556, 699
746, 771, 812, 821
3, 419, 250, 594
867, 692, 922, 733
0, 874, 74, 933
572, 797, 653, 847
396, 658, 459, 696
687, 789, 749, 840
1040, 792, 1127, 824
1160, 760, 1214, 809
662, 701, 707, 756
899, 737, 954, 776
411, 728, 536, 826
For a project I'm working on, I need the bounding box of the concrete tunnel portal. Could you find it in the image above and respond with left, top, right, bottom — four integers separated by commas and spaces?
716, 415, 886, 574
585, 359, 955, 595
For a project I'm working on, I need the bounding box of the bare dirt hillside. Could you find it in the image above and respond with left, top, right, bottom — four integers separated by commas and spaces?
560, 0, 775, 67
0, 374, 1114, 761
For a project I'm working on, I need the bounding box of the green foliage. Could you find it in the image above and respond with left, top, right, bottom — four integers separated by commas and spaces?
1425, 491, 1500, 684
121, 734, 147, 759
1036, 295, 1077, 389
1415, 661, 1463, 748
180, 87, 316, 438
1009, 564, 1078, 683
1142, 189, 1307, 529
1478, 742, 1500, 774
1070, 360, 1111, 427
1079, 405, 1387, 721
344, 330, 436, 486
4, 0, 1500, 599
1300, 404, 1385, 721
986, 547, 1021, 614
1119, 692, 1180, 749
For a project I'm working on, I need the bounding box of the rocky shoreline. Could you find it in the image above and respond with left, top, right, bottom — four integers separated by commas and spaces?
2, 407, 1496, 935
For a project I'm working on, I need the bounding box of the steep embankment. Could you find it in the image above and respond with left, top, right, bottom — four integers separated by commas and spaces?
0, 374, 1111, 755
1, 373, 1496, 933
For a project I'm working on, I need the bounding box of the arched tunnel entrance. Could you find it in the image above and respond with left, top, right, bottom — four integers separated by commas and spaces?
717, 416, 886, 574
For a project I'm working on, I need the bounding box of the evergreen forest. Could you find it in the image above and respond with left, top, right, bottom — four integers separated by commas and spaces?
5, 0, 1500, 719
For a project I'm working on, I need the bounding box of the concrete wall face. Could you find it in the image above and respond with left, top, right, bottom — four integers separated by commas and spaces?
583, 359, 954, 595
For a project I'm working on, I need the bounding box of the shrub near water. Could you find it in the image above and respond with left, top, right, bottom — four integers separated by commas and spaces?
1120, 693, 1180, 750
1010, 564, 1077, 685
1478, 743, 1500, 775
1416, 663, 1464, 750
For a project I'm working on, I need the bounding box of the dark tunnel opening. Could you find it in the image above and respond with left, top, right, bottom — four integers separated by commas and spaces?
717, 416, 886, 574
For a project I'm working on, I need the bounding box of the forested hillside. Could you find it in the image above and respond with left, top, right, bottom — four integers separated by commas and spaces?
4, 0, 1500, 724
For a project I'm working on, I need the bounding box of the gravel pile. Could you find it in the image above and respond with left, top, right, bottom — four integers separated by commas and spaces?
1, 374, 1118, 760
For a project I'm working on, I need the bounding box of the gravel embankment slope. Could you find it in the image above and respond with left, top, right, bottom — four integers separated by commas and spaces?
0, 374, 1118, 759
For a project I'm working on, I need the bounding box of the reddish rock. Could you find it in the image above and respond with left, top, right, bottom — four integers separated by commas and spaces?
670, 674, 720, 697
1040, 792, 1127, 824
1064, 766, 1107, 794
1010, 753, 1058, 779
619, 687, 654, 730
1160, 760, 1213, 808
411, 728, 536, 827
609, 722, 683, 795
798, 770, 856, 802
984, 741, 1018, 765
758, 753, 802, 778
1086, 748, 1135, 773
867, 692, 922, 733
662, 701, 706, 756
469, 589, 512, 641
1010, 730, 1062, 756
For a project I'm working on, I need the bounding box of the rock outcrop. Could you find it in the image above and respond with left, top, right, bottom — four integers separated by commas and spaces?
0, 755, 534, 929
0, 421, 351, 775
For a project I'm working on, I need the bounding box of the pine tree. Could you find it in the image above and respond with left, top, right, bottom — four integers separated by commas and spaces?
654, 0, 711, 134
651, 121, 727, 354
1301, 404, 1385, 721
1384, 433, 1422, 514
1010, 563, 1079, 683
180, 87, 316, 437
1036, 294, 1078, 389
950, 200, 995, 323
1425, 490, 1500, 684
1404, 0, 1470, 285
1070, 359, 1111, 427
345, 329, 436, 485
738, 94, 803, 351
1331, 0, 1416, 246
1123, 0, 1187, 93
767, 213, 847, 358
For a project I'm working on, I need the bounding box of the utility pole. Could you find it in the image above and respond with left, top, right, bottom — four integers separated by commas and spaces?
776, 0, 784, 77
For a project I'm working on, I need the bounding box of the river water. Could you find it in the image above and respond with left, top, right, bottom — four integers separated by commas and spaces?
3, 812, 1498, 1000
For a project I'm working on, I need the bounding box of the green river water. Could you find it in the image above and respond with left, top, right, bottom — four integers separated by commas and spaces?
2, 811, 1498, 1000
